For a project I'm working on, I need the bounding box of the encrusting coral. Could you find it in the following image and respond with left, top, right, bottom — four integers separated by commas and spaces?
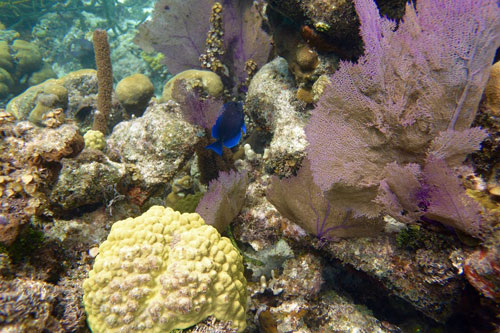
83, 206, 247, 332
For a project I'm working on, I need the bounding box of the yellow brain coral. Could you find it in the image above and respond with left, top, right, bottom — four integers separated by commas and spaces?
82, 206, 247, 332
83, 130, 106, 150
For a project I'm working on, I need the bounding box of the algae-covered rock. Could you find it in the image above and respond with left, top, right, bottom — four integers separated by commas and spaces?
49, 149, 127, 210
116, 73, 154, 117
106, 101, 199, 187
245, 57, 307, 177
161, 69, 223, 103
11, 39, 42, 77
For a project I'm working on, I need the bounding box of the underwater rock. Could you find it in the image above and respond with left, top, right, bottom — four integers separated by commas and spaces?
269, 20, 337, 97
161, 69, 224, 103
267, 0, 408, 60
26, 123, 84, 163
464, 246, 500, 303
49, 149, 128, 211
0, 278, 63, 332
6, 69, 124, 131
0, 119, 82, 245
116, 73, 154, 117
246, 57, 308, 177
106, 101, 199, 187
321, 232, 466, 322
245, 239, 294, 280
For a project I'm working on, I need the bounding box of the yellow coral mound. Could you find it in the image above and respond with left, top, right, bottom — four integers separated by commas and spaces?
83, 206, 247, 332
83, 130, 106, 150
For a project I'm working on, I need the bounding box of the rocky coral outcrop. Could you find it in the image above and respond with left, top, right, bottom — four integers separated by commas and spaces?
106, 101, 199, 187
49, 149, 128, 211
245, 57, 308, 177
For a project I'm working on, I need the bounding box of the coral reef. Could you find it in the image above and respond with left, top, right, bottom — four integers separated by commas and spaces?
115, 73, 154, 117
6, 69, 124, 131
83, 206, 247, 332
0, 278, 62, 331
106, 101, 199, 187
49, 149, 128, 211
246, 57, 308, 177
161, 69, 224, 103
1, 1, 499, 332
0, 37, 56, 103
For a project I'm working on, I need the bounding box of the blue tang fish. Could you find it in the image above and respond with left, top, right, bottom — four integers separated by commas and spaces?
206, 101, 246, 156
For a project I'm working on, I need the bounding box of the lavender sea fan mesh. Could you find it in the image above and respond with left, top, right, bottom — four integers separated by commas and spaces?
171, 79, 223, 129
221, 0, 272, 87
423, 155, 484, 238
134, 0, 214, 74
135, 0, 271, 87
267, 159, 383, 240
305, 0, 500, 217
196, 170, 248, 233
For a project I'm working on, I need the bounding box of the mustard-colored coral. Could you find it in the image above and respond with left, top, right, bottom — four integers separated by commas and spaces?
161, 69, 223, 103
83, 130, 106, 150
83, 206, 247, 332
485, 61, 500, 116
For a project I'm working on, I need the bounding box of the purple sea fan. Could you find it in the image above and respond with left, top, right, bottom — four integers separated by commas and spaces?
267, 159, 383, 240
422, 155, 484, 238
221, 0, 272, 87
196, 169, 248, 233
135, 0, 271, 87
305, 0, 499, 218
171, 79, 223, 129
134, 0, 212, 74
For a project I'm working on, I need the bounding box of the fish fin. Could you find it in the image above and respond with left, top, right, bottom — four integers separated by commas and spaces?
223, 130, 242, 148
206, 140, 223, 156
242, 122, 246, 134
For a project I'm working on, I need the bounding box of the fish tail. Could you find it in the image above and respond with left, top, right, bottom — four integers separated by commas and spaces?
205, 140, 223, 156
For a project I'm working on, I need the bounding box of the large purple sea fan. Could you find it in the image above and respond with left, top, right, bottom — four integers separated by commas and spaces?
305, 0, 499, 218
267, 159, 384, 240
196, 169, 248, 233
134, 0, 212, 74
423, 155, 484, 238
135, 0, 271, 86
376, 156, 485, 238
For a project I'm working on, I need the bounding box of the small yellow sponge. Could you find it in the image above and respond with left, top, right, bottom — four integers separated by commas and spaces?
83, 206, 247, 332
83, 130, 106, 150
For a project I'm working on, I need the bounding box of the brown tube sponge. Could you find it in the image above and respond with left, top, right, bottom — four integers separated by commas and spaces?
92, 29, 113, 134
